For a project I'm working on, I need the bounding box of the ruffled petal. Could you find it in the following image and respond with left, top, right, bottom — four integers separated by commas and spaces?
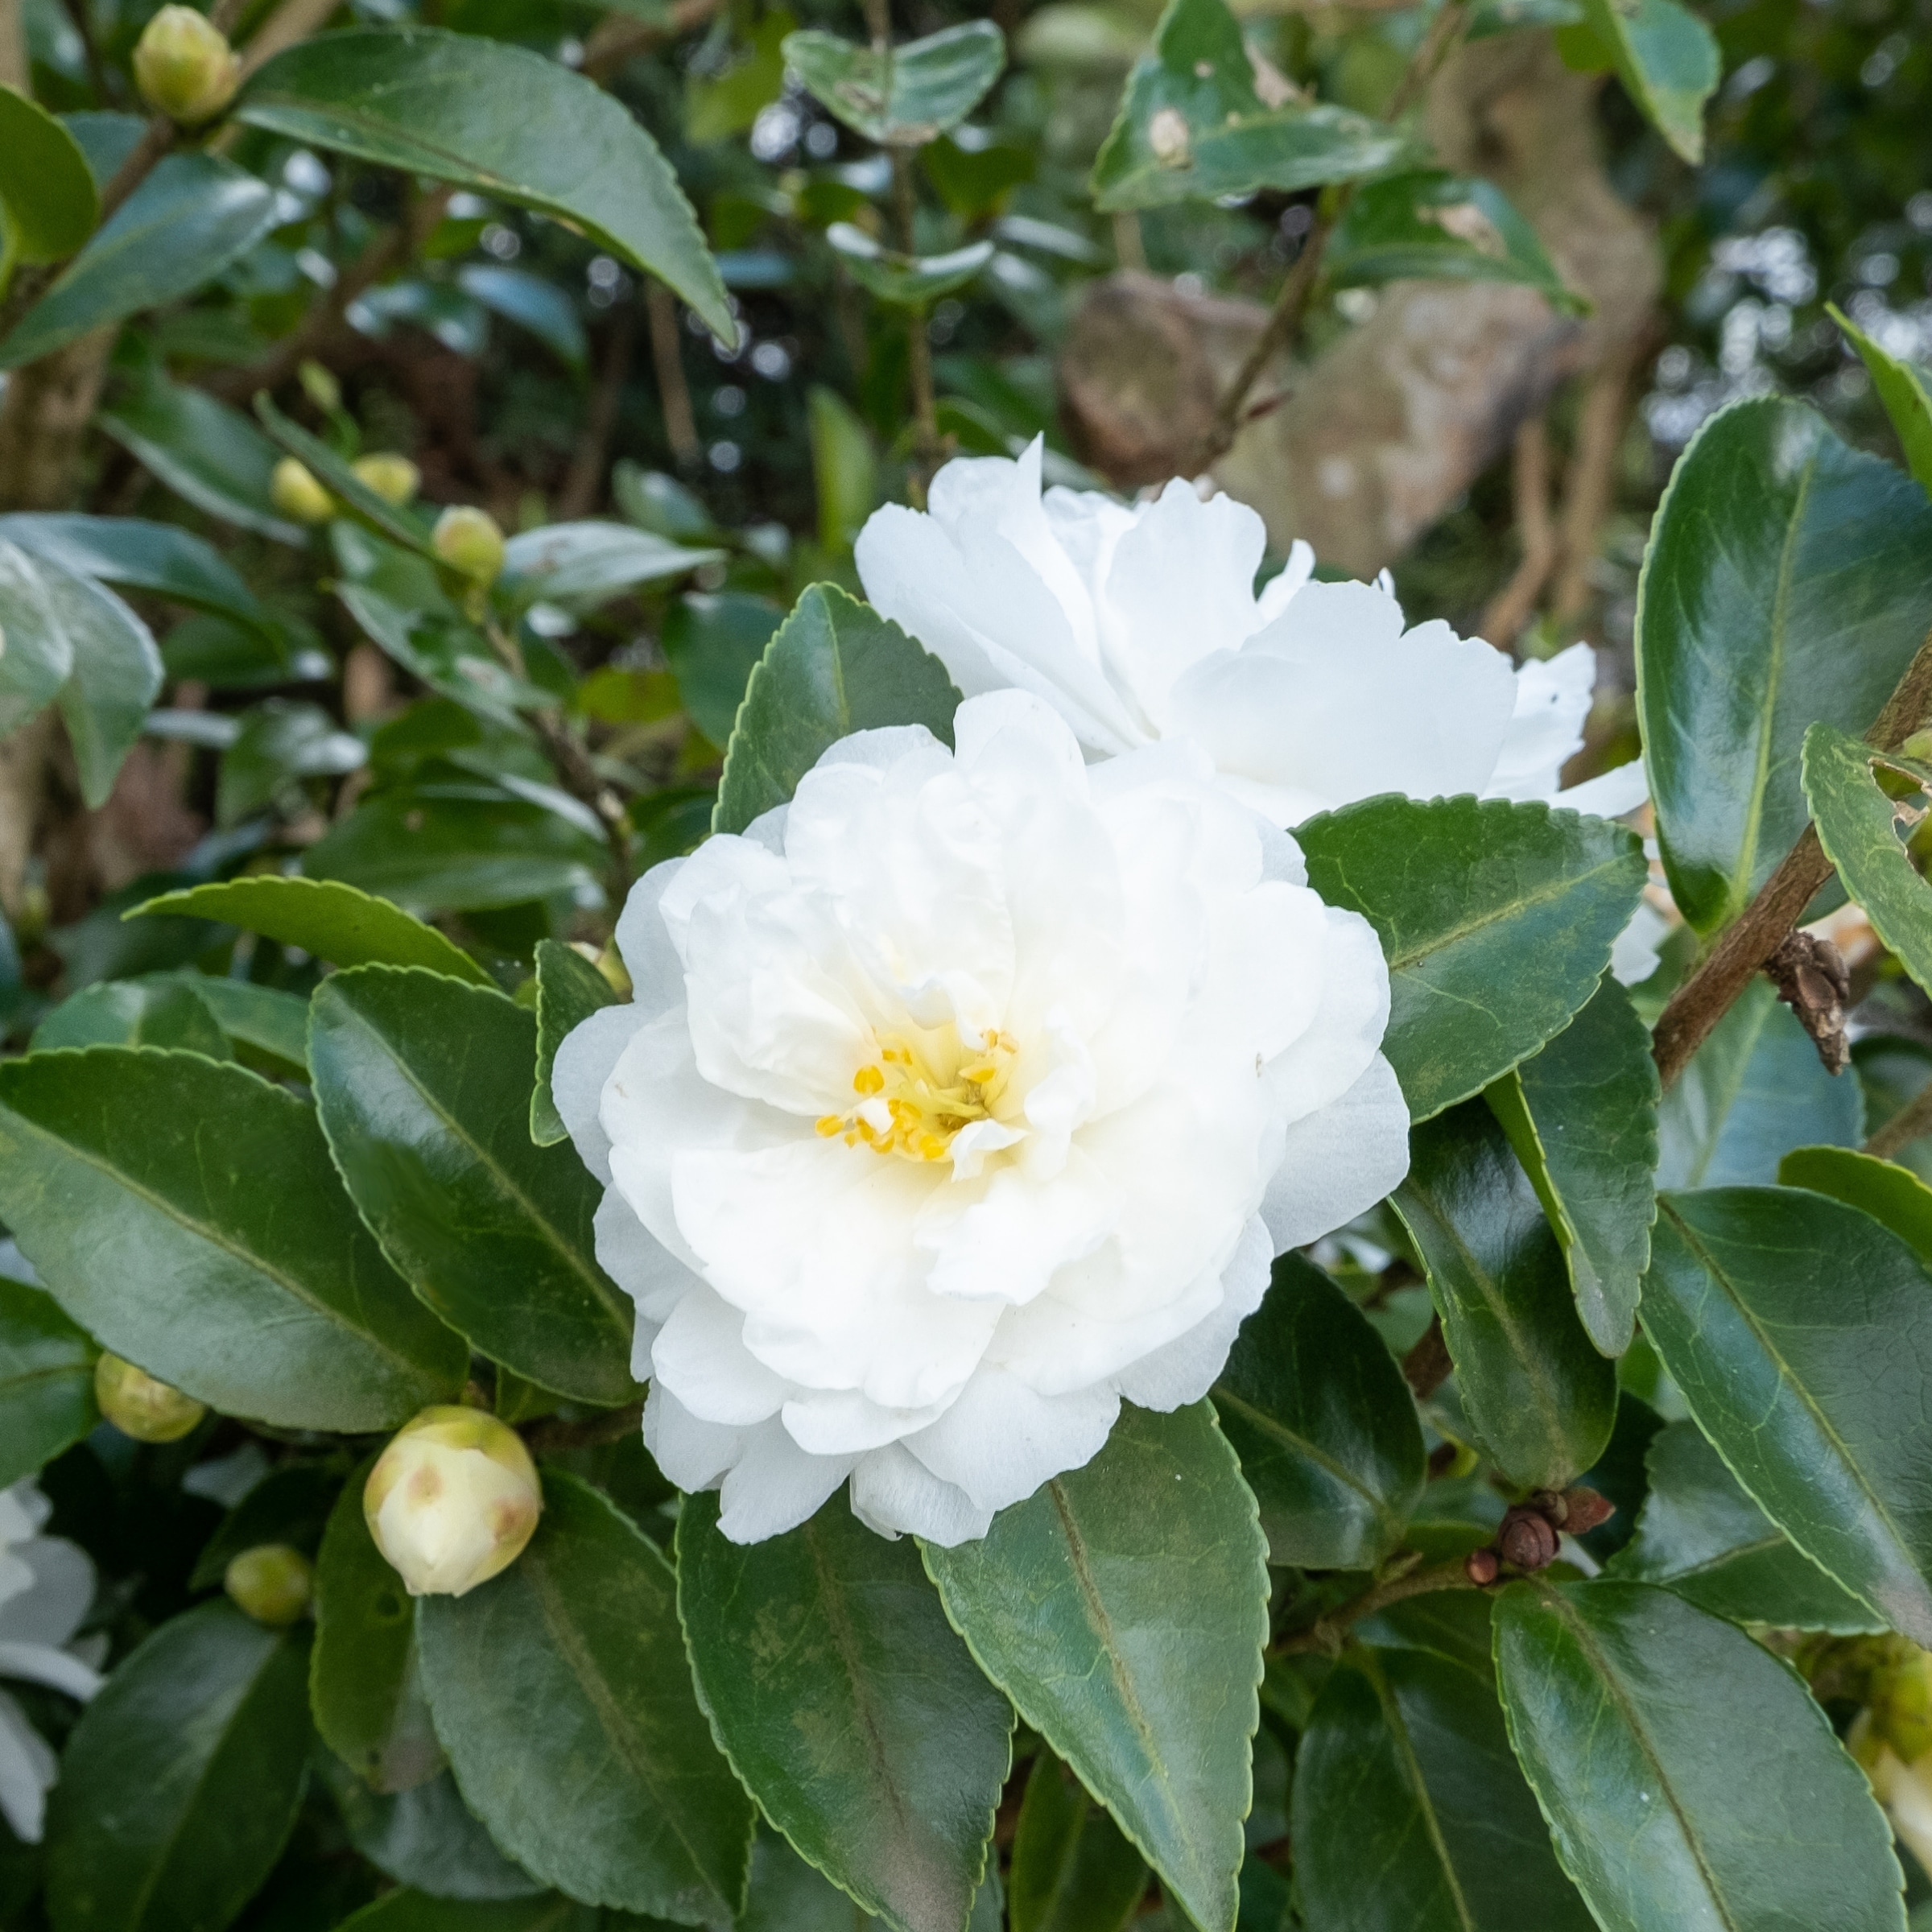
1486, 642, 1597, 803
1560, 758, 1650, 820
613, 857, 693, 1024
553, 1004, 650, 1185
715, 1422, 857, 1544
642, 1384, 746, 1492
1259, 1054, 1411, 1249
0, 1691, 55, 1843
650, 1289, 788, 1426
0, 1540, 93, 1650
903, 1368, 1117, 1513
1111, 1214, 1271, 1410
849, 1443, 993, 1546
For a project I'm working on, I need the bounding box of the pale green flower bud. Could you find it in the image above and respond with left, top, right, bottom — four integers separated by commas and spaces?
270, 457, 335, 526
1874, 1648, 1932, 1765
133, 6, 241, 126
351, 452, 421, 508
225, 1543, 314, 1626
93, 1352, 206, 1443
431, 506, 506, 587
364, 1406, 541, 1597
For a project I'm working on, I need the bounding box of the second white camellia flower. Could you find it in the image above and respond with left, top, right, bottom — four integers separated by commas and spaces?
555, 691, 1409, 1546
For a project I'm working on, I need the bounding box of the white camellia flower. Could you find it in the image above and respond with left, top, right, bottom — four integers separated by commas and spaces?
0, 1480, 103, 1843
855, 442, 1666, 988
555, 692, 1409, 1545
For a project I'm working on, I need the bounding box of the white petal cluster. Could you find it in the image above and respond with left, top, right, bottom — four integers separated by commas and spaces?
557, 694, 1409, 1545
0, 1480, 103, 1842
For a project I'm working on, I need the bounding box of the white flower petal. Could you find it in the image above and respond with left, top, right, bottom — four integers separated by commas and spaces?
904, 1368, 1117, 1513
781, 1386, 950, 1456
651, 1289, 787, 1427
642, 1384, 746, 1493
1260, 1054, 1411, 1250
613, 857, 693, 1022
849, 1443, 993, 1546
554, 1005, 650, 1185
0, 1691, 56, 1843
0, 1540, 93, 1650
1611, 902, 1673, 987
1560, 758, 1650, 820
0, 1641, 101, 1702
1487, 642, 1597, 803
1112, 1215, 1272, 1410
715, 1422, 857, 1544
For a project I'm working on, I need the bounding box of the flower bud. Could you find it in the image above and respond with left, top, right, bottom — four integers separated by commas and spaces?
93, 1352, 206, 1443
132, 5, 241, 126
365, 1406, 541, 1598
1874, 1648, 1932, 1765
351, 452, 421, 508
270, 457, 335, 526
431, 506, 506, 587
225, 1543, 314, 1626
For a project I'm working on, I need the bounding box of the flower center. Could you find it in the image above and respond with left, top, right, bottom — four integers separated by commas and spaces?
816, 1028, 1018, 1162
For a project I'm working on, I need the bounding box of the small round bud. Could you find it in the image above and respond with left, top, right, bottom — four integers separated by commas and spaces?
225, 1543, 314, 1626
1497, 1506, 1560, 1572
351, 452, 421, 508
1874, 1649, 1932, 1765
270, 457, 335, 526
1463, 1546, 1500, 1587
431, 506, 506, 586
94, 1352, 206, 1443
133, 6, 241, 125
365, 1406, 542, 1598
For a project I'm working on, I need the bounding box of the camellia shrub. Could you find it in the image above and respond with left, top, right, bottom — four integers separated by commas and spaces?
5, 0, 1932, 1928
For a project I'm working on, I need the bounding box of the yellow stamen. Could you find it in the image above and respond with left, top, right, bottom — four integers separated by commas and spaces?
853, 1064, 885, 1096
819, 1026, 1019, 1163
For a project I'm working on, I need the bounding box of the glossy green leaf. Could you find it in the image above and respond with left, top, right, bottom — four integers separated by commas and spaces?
336, 584, 547, 724
738, 1830, 881, 1932
660, 592, 782, 747
419, 1473, 754, 1925
45, 1602, 314, 1932
237, 30, 730, 337
499, 522, 720, 611
1578, 0, 1718, 160
0, 510, 270, 632
1330, 171, 1583, 312
312, 1455, 446, 1796
1805, 722, 1932, 999
784, 22, 1005, 146
1291, 1645, 1593, 1932
1608, 1419, 1883, 1633
130, 874, 491, 985
0, 1276, 97, 1488
309, 965, 634, 1405
1778, 1143, 1932, 1264
1393, 1101, 1617, 1489
1298, 795, 1645, 1121
1212, 1252, 1425, 1570
714, 584, 960, 836
924, 1404, 1268, 1932
1636, 396, 1932, 933
827, 225, 994, 307
99, 373, 307, 546
1485, 978, 1658, 1356
320, 1758, 543, 1900
332, 1892, 590, 1932
1008, 1756, 1146, 1932
677, 1491, 1012, 1932
1088, 0, 1414, 212
530, 939, 617, 1146
47, 561, 163, 808
458, 265, 588, 371
0, 540, 71, 732
31, 976, 233, 1059
60, 109, 143, 185
1645, 1187, 1932, 1645
0, 154, 278, 369
0, 86, 97, 265
1831, 303, 1932, 493
807, 389, 879, 557
0, 1048, 465, 1430
1656, 976, 1861, 1187
219, 700, 366, 828
1493, 1577, 1905, 1930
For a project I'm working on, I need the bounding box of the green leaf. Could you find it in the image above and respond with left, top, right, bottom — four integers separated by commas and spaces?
1608, 1420, 1883, 1633
319, 1758, 544, 1901
826, 225, 994, 307
0, 1276, 97, 1488
807, 390, 878, 558
418, 1473, 754, 1926
0, 154, 278, 369
783, 22, 1005, 146
1778, 1143, 1932, 1264
1008, 1756, 1147, 1932
99, 372, 307, 545
237, 29, 731, 338
0, 86, 98, 264
1290, 1646, 1594, 1932
1329, 171, 1584, 312
45, 1602, 314, 1932
498, 522, 720, 612
312, 1456, 446, 1795
332, 1893, 591, 1932
32, 976, 233, 1058
1645, 1187, 1932, 1645
530, 940, 617, 1147
219, 700, 366, 828
1212, 1252, 1425, 1570
0, 511, 270, 632
308, 965, 634, 1405
0, 540, 71, 732
458, 265, 588, 372
1636, 396, 1932, 934
1088, 0, 1414, 213
1393, 1101, 1617, 1489
686, 7, 792, 143
0, 1048, 466, 1431
163, 973, 311, 1073
676, 1491, 1012, 1932
1578, 0, 1719, 161
1804, 722, 1932, 1001
1484, 978, 1658, 1356
924, 1404, 1268, 1932
128, 875, 492, 986
1831, 303, 1932, 493
255, 398, 437, 557
1656, 976, 1862, 1186
1492, 1577, 1905, 1930
1297, 795, 1645, 1122
61, 110, 143, 186
714, 584, 961, 836
660, 592, 782, 748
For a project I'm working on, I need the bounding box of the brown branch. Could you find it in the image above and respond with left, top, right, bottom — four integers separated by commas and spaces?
1652, 621, 1932, 1090
645, 279, 700, 469
1275, 1555, 1478, 1656
1402, 1314, 1451, 1400
1479, 415, 1556, 647
521, 1399, 645, 1453
1550, 339, 1644, 622
559, 302, 638, 519
1865, 1077, 1932, 1162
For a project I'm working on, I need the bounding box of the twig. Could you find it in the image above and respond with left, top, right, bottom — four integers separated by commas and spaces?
1550, 336, 1647, 622
1275, 1556, 1478, 1656
559, 302, 638, 518
1652, 620, 1932, 1090
1479, 415, 1556, 648
580, 0, 725, 84
521, 1399, 646, 1453
1866, 1077, 1932, 1161
1402, 1314, 1451, 1401
1187, 0, 1473, 474
60, 0, 116, 104
644, 280, 700, 469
